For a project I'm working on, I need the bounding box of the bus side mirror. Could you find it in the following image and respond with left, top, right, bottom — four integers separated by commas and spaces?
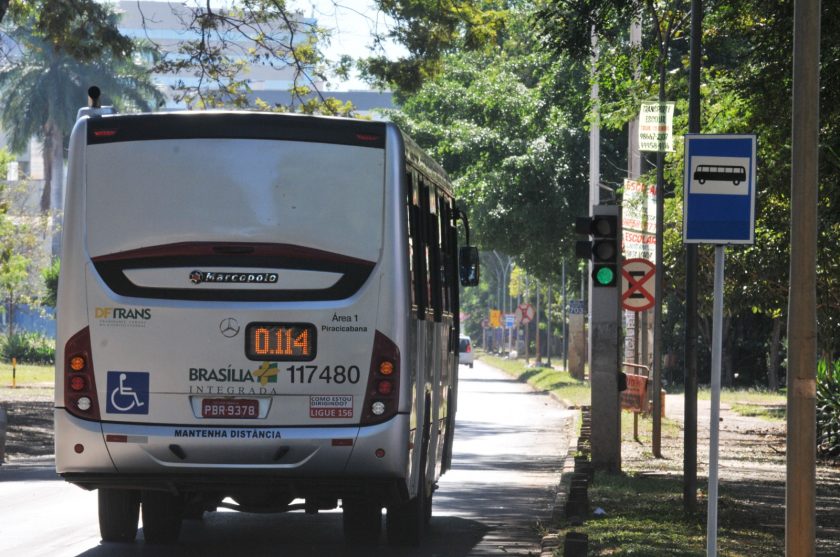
459, 246, 479, 286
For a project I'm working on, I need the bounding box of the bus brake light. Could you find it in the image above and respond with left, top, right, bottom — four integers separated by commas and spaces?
64, 327, 101, 421
361, 331, 400, 425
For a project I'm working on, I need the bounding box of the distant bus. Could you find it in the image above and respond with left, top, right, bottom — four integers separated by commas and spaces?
693, 164, 747, 185
55, 107, 479, 546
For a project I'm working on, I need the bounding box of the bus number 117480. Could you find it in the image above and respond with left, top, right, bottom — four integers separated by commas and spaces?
286, 365, 361, 384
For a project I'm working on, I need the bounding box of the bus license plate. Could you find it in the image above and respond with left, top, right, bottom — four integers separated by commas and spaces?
201, 399, 259, 419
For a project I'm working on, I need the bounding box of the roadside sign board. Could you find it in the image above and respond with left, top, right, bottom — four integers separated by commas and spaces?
515, 303, 535, 325
622, 179, 657, 262
621, 258, 656, 312
490, 309, 501, 328
638, 101, 675, 152
504, 314, 515, 328
684, 134, 757, 244
620, 374, 649, 413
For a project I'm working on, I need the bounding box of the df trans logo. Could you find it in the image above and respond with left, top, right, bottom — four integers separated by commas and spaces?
189, 270, 279, 285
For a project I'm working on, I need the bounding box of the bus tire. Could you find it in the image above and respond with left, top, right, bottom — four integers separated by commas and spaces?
342, 498, 381, 544
386, 468, 428, 546
141, 490, 184, 544
387, 412, 431, 546
98, 489, 140, 543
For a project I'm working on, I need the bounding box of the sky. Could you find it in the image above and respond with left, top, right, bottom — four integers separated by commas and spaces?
292, 0, 406, 90
107, 0, 404, 90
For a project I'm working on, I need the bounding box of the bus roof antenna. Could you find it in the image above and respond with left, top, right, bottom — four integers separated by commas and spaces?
88, 86, 102, 108
76, 86, 117, 121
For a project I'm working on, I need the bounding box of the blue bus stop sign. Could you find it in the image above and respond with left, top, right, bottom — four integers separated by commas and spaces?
683, 134, 756, 244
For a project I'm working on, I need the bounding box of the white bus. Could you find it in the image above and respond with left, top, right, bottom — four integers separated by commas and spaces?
55, 102, 479, 546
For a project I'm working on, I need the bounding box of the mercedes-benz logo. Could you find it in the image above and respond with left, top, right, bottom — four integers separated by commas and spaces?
219, 317, 240, 338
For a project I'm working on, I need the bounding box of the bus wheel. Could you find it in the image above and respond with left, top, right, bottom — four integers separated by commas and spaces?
98, 489, 140, 543
342, 498, 381, 544
141, 490, 184, 544
386, 471, 428, 546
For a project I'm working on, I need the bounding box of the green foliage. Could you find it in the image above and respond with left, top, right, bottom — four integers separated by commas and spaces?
0, 331, 55, 364
390, 26, 590, 278
41, 259, 59, 308
363, 0, 507, 92
0, 156, 53, 337
817, 359, 840, 458
5, 0, 134, 62
0, 27, 163, 152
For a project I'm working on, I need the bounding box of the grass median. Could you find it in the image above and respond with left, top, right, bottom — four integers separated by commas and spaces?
479, 353, 591, 408
0, 362, 55, 400
476, 353, 798, 556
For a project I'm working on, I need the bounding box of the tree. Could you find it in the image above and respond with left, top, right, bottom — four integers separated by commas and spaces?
0, 154, 48, 339
361, 0, 507, 93
1, 0, 133, 61
389, 32, 590, 278
0, 26, 163, 232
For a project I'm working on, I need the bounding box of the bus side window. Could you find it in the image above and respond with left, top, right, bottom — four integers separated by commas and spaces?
409, 170, 427, 318
428, 186, 443, 322
420, 179, 434, 319
406, 173, 417, 312
446, 200, 459, 319
439, 196, 451, 316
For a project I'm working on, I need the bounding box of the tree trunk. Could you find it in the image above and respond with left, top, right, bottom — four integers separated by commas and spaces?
47, 120, 65, 256
768, 317, 783, 391
7, 292, 13, 339
40, 137, 52, 213
50, 123, 64, 212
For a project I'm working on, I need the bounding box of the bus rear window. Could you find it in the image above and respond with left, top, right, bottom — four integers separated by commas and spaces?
85, 138, 385, 263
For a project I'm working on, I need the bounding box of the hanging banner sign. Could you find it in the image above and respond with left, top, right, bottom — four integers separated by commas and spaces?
638, 102, 675, 152
622, 179, 657, 262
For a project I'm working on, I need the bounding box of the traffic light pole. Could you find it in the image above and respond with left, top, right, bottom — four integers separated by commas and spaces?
587, 205, 622, 472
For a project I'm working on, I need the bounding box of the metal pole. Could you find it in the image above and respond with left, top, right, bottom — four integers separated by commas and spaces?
547, 282, 553, 366
684, 0, 702, 514
787, 0, 819, 554
651, 56, 667, 459
563, 259, 568, 372
535, 279, 542, 364
706, 245, 725, 556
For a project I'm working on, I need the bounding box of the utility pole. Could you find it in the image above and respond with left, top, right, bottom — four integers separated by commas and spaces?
684, 0, 702, 514
547, 282, 553, 367
787, 0, 819, 554
535, 280, 542, 364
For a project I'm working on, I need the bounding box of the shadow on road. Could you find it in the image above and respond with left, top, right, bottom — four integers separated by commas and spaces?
71, 512, 490, 557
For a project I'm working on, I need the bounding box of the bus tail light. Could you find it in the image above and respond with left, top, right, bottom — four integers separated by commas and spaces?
64, 327, 101, 421
361, 331, 400, 425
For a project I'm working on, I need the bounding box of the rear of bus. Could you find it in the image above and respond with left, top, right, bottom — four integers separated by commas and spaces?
55, 112, 416, 540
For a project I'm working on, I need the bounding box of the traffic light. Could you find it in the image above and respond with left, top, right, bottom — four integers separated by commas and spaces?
575, 211, 619, 287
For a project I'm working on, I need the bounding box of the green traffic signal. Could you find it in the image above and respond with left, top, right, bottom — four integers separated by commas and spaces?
593, 265, 617, 287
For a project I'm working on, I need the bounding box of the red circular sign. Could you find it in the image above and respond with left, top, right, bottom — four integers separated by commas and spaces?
621, 258, 656, 312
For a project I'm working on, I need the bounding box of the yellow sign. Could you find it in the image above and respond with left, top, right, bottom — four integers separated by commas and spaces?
489, 309, 501, 328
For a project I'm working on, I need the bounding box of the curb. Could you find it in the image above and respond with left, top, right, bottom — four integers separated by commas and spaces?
0, 404, 7, 465
540, 409, 580, 557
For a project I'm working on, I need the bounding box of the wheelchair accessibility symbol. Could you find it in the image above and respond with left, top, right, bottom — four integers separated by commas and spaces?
106, 371, 149, 414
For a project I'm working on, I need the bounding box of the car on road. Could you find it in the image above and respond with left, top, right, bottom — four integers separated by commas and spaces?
459, 335, 474, 368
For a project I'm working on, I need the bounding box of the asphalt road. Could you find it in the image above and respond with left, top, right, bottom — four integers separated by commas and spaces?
0, 360, 575, 556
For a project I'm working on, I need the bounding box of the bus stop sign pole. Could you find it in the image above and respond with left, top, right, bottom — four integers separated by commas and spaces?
683, 133, 756, 556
